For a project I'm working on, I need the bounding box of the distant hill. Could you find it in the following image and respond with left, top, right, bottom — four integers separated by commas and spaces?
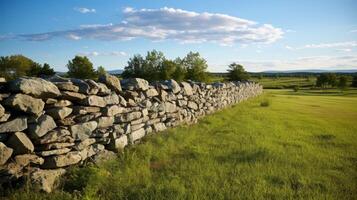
107, 69, 124, 75
260, 69, 357, 73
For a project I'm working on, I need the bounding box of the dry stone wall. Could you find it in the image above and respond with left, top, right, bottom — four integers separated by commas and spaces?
0, 75, 262, 192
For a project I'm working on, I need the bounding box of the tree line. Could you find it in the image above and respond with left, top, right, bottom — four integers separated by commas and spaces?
0, 50, 250, 82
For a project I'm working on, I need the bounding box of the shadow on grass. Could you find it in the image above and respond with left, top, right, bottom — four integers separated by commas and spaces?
215, 148, 270, 164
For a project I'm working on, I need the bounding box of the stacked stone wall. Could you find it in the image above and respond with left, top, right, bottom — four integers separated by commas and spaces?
0, 75, 262, 192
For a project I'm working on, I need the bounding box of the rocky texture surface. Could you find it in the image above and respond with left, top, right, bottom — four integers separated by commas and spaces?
0, 75, 262, 193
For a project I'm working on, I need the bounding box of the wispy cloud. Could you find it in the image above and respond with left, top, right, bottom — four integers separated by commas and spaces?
78, 51, 127, 57
350, 29, 357, 33
285, 41, 357, 50
74, 7, 96, 14
17, 7, 283, 46
239, 54, 357, 71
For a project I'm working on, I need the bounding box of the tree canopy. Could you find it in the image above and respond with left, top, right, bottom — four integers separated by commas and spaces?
122, 50, 208, 82
67, 56, 97, 79
227, 62, 250, 81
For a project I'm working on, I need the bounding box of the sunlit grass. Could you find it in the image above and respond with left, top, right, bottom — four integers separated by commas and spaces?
5, 90, 357, 200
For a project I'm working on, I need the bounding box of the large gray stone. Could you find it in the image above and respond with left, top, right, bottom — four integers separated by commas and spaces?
188, 101, 198, 110
115, 111, 142, 122
31, 168, 66, 193
46, 107, 73, 120
121, 78, 149, 91
0, 104, 4, 117
4, 94, 45, 115
37, 128, 72, 144
96, 116, 114, 128
28, 115, 57, 138
164, 102, 177, 113
103, 105, 125, 116
54, 82, 79, 92
108, 135, 128, 151
181, 82, 193, 96
42, 152, 81, 168
38, 148, 71, 157
61, 91, 87, 101
82, 95, 106, 107
0, 142, 13, 165
99, 73, 122, 93
70, 121, 98, 141
129, 128, 145, 143
103, 93, 119, 105
8, 77, 61, 98
145, 88, 159, 97
164, 79, 181, 93
152, 123, 167, 132
6, 132, 34, 155
0, 117, 27, 133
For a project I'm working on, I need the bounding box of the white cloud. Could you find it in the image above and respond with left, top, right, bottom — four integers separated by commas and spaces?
67, 34, 81, 40
20, 7, 283, 45
239, 54, 357, 72
78, 51, 127, 57
74, 7, 96, 14
350, 29, 357, 33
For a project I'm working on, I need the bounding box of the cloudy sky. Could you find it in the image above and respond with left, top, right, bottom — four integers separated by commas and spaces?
1, 0, 357, 72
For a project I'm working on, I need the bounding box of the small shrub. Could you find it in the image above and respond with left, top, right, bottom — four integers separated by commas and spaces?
260, 99, 271, 107
293, 85, 299, 92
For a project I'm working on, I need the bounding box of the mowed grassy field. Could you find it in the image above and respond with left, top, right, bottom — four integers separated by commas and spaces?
6, 89, 357, 200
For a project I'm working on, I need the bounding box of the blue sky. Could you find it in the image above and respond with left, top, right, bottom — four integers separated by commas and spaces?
1, 0, 357, 72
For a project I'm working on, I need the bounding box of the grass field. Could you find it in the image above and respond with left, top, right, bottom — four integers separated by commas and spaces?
5, 89, 357, 200
250, 77, 317, 89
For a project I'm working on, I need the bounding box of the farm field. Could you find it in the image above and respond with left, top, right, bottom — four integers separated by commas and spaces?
5, 89, 357, 200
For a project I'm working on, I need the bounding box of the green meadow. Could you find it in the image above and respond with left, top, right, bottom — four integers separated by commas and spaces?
5, 89, 357, 200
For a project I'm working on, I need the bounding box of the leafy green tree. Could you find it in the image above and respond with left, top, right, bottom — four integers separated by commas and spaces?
28, 63, 55, 77
352, 76, 357, 87
227, 63, 250, 81
96, 66, 106, 77
338, 76, 348, 90
0, 55, 35, 80
67, 56, 97, 79
182, 52, 208, 82
316, 73, 337, 88
159, 60, 177, 80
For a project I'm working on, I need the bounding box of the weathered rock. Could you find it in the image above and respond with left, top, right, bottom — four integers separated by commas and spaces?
82, 95, 106, 107
115, 111, 142, 122
103, 105, 125, 116
38, 148, 71, 157
28, 115, 57, 138
74, 112, 101, 123
61, 91, 87, 101
42, 151, 81, 169
181, 82, 193, 96
75, 138, 96, 150
72, 106, 101, 115
70, 78, 96, 94
70, 121, 98, 141
188, 101, 198, 110
145, 88, 159, 97
121, 78, 149, 91
92, 149, 116, 164
129, 128, 145, 143
152, 123, 167, 132
38, 142, 74, 150
6, 132, 34, 155
164, 79, 181, 93
78, 144, 105, 160
108, 135, 128, 151
14, 154, 44, 166
0, 117, 27, 133
54, 82, 79, 92
164, 102, 177, 113
95, 116, 114, 128
37, 128, 72, 144
97, 83, 111, 95
99, 73, 122, 93
4, 93, 45, 115
46, 107, 73, 120
0, 112, 11, 122
103, 93, 119, 105
46, 100, 72, 107
8, 77, 61, 98
0, 104, 4, 117
0, 142, 13, 165
31, 168, 66, 193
